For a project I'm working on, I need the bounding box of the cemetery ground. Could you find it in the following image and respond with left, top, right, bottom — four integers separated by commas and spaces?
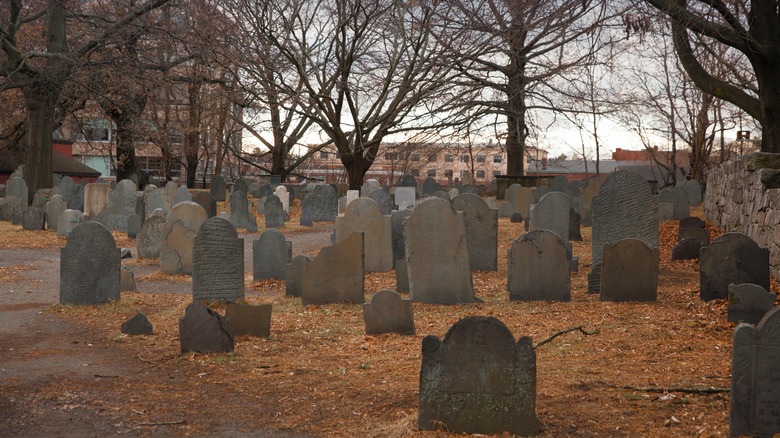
2, 204, 776, 437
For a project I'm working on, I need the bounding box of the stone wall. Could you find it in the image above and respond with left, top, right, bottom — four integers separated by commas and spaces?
704, 153, 780, 278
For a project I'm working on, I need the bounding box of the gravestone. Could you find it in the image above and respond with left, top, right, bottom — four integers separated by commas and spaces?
431, 190, 449, 200
210, 174, 227, 201
452, 194, 498, 271
57, 209, 83, 236
685, 179, 702, 206
566, 179, 583, 213
728, 283, 777, 325
33, 188, 55, 208
511, 212, 524, 223
362, 290, 415, 335
301, 232, 364, 305
569, 208, 582, 241
126, 214, 143, 239
179, 303, 234, 353
336, 182, 349, 197
396, 175, 417, 188
345, 189, 360, 208
368, 189, 394, 215
253, 229, 292, 280
264, 194, 285, 229
671, 185, 690, 219
121, 312, 153, 335
105, 179, 143, 232
600, 238, 658, 302
0, 196, 22, 221
551, 175, 568, 192
335, 198, 393, 272
248, 182, 260, 198
533, 186, 549, 203
258, 183, 273, 200
528, 191, 571, 241
679, 216, 706, 230
162, 181, 178, 212
700, 233, 770, 301
160, 201, 208, 274
418, 316, 538, 436
225, 303, 272, 337
56, 176, 84, 211
361, 178, 381, 198
6, 177, 28, 208
143, 186, 165, 217
300, 194, 313, 226
679, 227, 710, 246
309, 184, 338, 221
45, 194, 67, 230
580, 175, 604, 227
60, 222, 121, 305
497, 201, 514, 218
229, 190, 257, 231
460, 184, 478, 195
274, 185, 290, 212
191, 191, 216, 217
671, 237, 703, 260
232, 178, 249, 195
391, 209, 412, 293
394, 187, 416, 210
120, 265, 137, 291
404, 198, 474, 304
448, 188, 459, 199
192, 217, 244, 303
422, 177, 442, 196
507, 230, 570, 301
730, 306, 780, 437
137, 210, 167, 259
84, 183, 110, 219
285, 255, 312, 297
173, 186, 192, 206
21, 207, 45, 230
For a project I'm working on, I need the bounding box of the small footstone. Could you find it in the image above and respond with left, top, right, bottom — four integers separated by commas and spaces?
363, 290, 415, 335
225, 303, 272, 337
671, 238, 702, 260
121, 248, 132, 259
120, 265, 137, 292
121, 312, 153, 335
179, 303, 234, 353
510, 213, 523, 223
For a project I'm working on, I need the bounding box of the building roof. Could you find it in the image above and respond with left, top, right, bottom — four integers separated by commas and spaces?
0, 148, 101, 177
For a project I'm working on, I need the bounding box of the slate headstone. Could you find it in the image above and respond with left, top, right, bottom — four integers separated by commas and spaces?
0, 196, 22, 221
299, 194, 313, 226
285, 255, 312, 298
368, 189, 394, 215
459, 184, 478, 195
301, 232, 364, 305
679, 227, 710, 246
6, 176, 28, 208
60, 222, 121, 305
569, 208, 582, 241
310, 184, 338, 222
192, 217, 245, 303
363, 290, 415, 335
528, 191, 570, 241
57, 176, 84, 211
685, 179, 702, 206
160, 201, 208, 274
45, 194, 67, 231
173, 186, 192, 206
32, 188, 55, 208
210, 174, 227, 201
57, 209, 83, 237
580, 175, 603, 227
127, 213, 143, 239
452, 194, 498, 271
264, 194, 285, 229
508, 229, 571, 302
225, 303, 272, 337
361, 178, 381, 198
120, 265, 137, 291
728, 283, 777, 325
121, 312, 153, 335
671, 237, 703, 260
232, 178, 249, 195
394, 187, 416, 210
700, 233, 770, 301
679, 216, 706, 230
137, 210, 167, 259
510, 212, 524, 223
497, 201, 514, 218
229, 190, 257, 231
253, 229, 292, 281
422, 177, 442, 196
21, 206, 45, 230
191, 191, 216, 218
179, 303, 234, 353
335, 198, 393, 272
600, 238, 658, 302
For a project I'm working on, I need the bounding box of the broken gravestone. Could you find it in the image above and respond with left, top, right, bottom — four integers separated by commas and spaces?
285, 255, 312, 298
179, 303, 234, 353
301, 232, 364, 305
225, 303, 272, 337
121, 312, 153, 335
362, 290, 415, 336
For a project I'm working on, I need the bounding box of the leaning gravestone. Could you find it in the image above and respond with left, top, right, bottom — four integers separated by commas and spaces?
419, 316, 538, 436
192, 217, 244, 303
728, 283, 777, 325
253, 229, 292, 280
160, 201, 208, 275
362, 290, 415, 335
310, 185, 338, 222
21, 207, 45, 230
285, 255, 312, 298
84, 183, 110, 219
264, 194, 285, 229
507, 230, 570, 302
301, 232, 364, 305
335, 198, 393, 272
404, 198, 474, 304
730, 306, 780, 437
700, 233, 770, 301
210, 174, 227, 201
368, 189, 394, 215
452, 194, 498, 271
528, 191, 571, 241
60, 222, 121, 305
45, 194, 67, 231
179, 303, 234, 353
225, 303, 272, 337
6, 177, 28, 208
137, 210, 167, 259
600, 238, 658, 302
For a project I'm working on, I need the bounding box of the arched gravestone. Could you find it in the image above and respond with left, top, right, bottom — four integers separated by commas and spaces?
528, 191, 571, 242
685, 179, 702, 206
422, 177, 442, 196
210, 174, 226, 201
551, 174, 568, 192
21, 207, 45, 230
253, 229, 292, 281
33, 188, 55, 208
192, 217, 244, 303
418, 316, 538, 436
459, 184, 479, 195
362, 289, 415, 335
511, 186, 534, 218
368, 189, 394, 215
580, 174, 604, 227
361, 178, 381, 198
452, 194, 498, 271
173, 186, 192, 206
566, 179, 583, 213
162, 181, 178, 212
404, 197, 474, 304
508, 230, 570, 302
60, 221, 121, 305
730, 306, 780, 437
45, 194, 67, 231
533, 186, 549, 203
391, 209, 413, 293
191, 191, 215, 217
160, 201, 208, 275
301, 232, 364, 305
600, 238, 658, 302
56, 176, 84, 211
84, 183, 110, 219
285, 255, 312, 297
335, 198, 393, 272
264, 194, 285, 229
137, 210, 167, 259
6, 176, 28, 208
106, 179, 143, 231
699, 233, 769, 301
728, 283, 776, 325
232, 178, 249, 195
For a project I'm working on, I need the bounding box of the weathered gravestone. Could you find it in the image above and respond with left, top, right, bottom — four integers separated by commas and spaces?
730, 306, 780, 437
225, 303, 272, 337
60, 222, 121, 305
120, 264, 137, 291
285, 255, 312, 298
551, 175, 568, 192
173, 186, 192, 206
21, 206, 45, 230
248, 182, 260, 198
452, 194, 498, 271
191, 191, 216, 217
258, 183, 273, 200
45, 194, 67, 231
497, 201, 514, 218
394, 186, 416, 211
512, 186, 535, 218
335, 198, 393, 272
192, 217, 244, 303
404, 198, 474, 304
253, 229, 292, 280
679, 227, 710, 246
162, 181, 178, 212
274, 185, 290, 212
422, 177, 442, 196
301, 232, 364, 305
685, 179, 702, 207
363, 289, 415, 335
528, 191, 571, 241
507, 230, 570, 302
230, 190, 257, 232
179, 303, 234, 353
6, 176, 28, 208
309, 184, 338, 222
0, 196, 22, 221
232, 178, 249, 195
418, 316, 538, 436
566, 179, 583, 214
700, 233, 770, 301
105, 179, 144, 232
137, 210, 167, 259
671, 237, 704, 260
32, 188, 55, 208
143, 185, 165, 217
600, 238, 658, 302
391, 209, 412, 293
210, 174, 227, 201
659, 188, 677, 221
368, 189, 394, 215
127, 214, 143, 239
160, 201, 208, 274
668, 186, 690, 220
728, 283, 777, 325
533, 186, 549, 203
57, 209, 83, 236
460, 184, 478, 195
264, 194, 285, 229
56, 176, 84, 211
121, 312, 153, 335
299, 194, 313, 226
679, 216, 706, 230
569, 208, 582, 241
361, 178, 381, 198
345, 189, 360, 209
579, 175, 604, 227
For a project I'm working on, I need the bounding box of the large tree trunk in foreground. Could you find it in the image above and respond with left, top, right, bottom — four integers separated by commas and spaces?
23, 85, 59, 202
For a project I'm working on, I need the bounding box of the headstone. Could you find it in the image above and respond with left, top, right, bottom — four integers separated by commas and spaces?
345, 189, 360, 209
363, 290, 415, 335
404, 198, 474, 304
192, 217, 244, 303
671, 185, 690, 220
309, 185, 338, 222
264, 194, 285, 229
121, 312, 153, 335
248, 182, 260, 198
566, 179, 583, 213
32, 188, 55, 208
191, 191, 216, 217
21, 207, 45, 230
730, 306, 780, 437
431, 190, 449, 200
143, 186, 165, 217
580, 175, 604, 227
418, 316, 538, 436
336, 182, 349, 197
569, 208, 582, 241
728, 283, 776, 325
126, 213, 143, 239
361, 178, 381, 198
396, 175, 417, 188
60, 222, 121, 305
229, 190, 257, 231
497, 201, 514, 218
45, 194, 67, 230
274, 185, 290, 212
210, 175, 226, 201
533, 186, 549, 203
56, 176, 84, 211
528, 192, 570, 241
6, 177, 28, 208
685, 179, 702, 206
300, 194, 313, 226
179, 303, 234, 353
459, 184, 478, 195
160, 201, 208, 274
507, 230, 571, 301
510, 212, 524, 223
57, 209, 83, 236
105, 179, 143, 231
700, 233, 770, 301
173, 186, 192, 206
671, 237, 703, 260
422, 177, 442, 196
368, 190, 394, 215
120, 264, 137, 291
137, 210, 167, 258
513, 186, 534, 218
391, 209, 412, 293
301, 232, 364, 305
162, 181, 178, 212
551, 175, 568, 192
335, 198, 393, 272
679, 216, 706, 230
253, 229, 292, 280
394, 187, 416, 211
232, 178, 249, 195
679, 227, 710, 246
600, 238, 658, 302
258, 183, 273, 200
285, 255, 312, 297
225, 303, 272, 337
452, 194, 498, 271
0, 196, 22, 221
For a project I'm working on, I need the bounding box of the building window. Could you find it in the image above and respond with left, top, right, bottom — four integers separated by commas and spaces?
476, 155, 486, 163
428, 154, 437, 162
427, 169, 436, 177
384, 152, 397, 160
494, 155, 503, 163
494, 170, 502, 176
320, 151, 329, 159
411, 154, 420, 162
78, 118, 111, 142
445, 154, 454, 162
476, 170, 486, 178
444, 169, 453, 177
461, 155, 469, 162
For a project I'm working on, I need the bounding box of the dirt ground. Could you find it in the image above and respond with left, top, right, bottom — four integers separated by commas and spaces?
0, 204, 773, 437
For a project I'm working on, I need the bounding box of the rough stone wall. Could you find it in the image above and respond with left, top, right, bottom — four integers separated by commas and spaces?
704, 153, 780, 278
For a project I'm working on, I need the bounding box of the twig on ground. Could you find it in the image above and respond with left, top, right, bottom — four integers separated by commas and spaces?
616, 385, 729, 394
535, 313, 606, 349
139, 420, 186, 426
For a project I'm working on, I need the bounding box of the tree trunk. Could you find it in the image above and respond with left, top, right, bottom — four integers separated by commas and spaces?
22, 88, 57, 202
114, 116, 140, 181
755, 60, 780, 153
505, 78, 527, 176
184, 82, 202, 188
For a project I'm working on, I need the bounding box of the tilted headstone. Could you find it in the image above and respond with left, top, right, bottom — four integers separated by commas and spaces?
404, 198, 474, 304
685, 179, 702, 206
121, 312, 153, 335
285, 255, 312, 298
700, 233, 770, 301
57, 209, 83, 236
728, 283, 777, 325
32, 188, 55, 208
253, 229, 292, 281
419, 316, 538, 436
210, 175, 226, 201
452, 194, 498, 271
600, 238, 658, 302
21, 206, 45, 230
173, 186, 192, 206
580, 175, 603, 227
264, 194, 285, 229
528, 191, 571, 241
368, 189, 394, 215
335, 198, 393, 272
192, 217, 244, 303
301, 232, 364, 305
730, 306, 780, 437
394, 187, 416, 211
179, 303, 234, 353
225, 303, 272, 337
191, 191, 216, 218
137, 210, 167, 259
60, 221, 121, 305
508, 229, 570, 301
361, 178, 381, 198
160, 201, 208, 274
45, 194, 67, 230
309, 184, 338, 222
232, 178, 249, 195
6, 177, 28, 208
422, 177, 442, 196
363, 290, 415, 335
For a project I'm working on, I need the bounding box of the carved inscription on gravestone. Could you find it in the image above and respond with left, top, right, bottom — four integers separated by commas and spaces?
192, 217, 244, 303
60, 222, 121, 305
